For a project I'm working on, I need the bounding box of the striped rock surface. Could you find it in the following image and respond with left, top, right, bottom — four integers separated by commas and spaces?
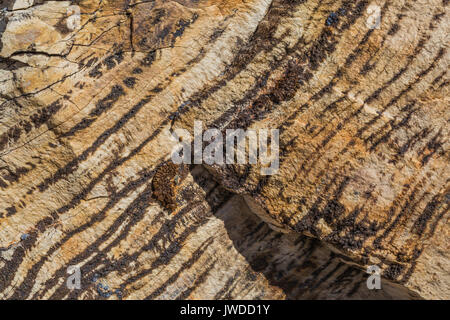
0, 0, 448, 299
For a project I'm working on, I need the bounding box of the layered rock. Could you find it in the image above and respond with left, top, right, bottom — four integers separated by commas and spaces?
0, 0, 448, 299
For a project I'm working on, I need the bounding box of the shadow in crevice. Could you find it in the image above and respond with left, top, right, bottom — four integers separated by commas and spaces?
190, 165, 422, 300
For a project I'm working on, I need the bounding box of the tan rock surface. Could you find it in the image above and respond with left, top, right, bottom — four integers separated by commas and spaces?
0, 0, 448, 299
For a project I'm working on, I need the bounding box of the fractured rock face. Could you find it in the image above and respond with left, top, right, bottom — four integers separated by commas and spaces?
172, 0, 450, 299
0, 165, 422, 299
0, 0, 448, 299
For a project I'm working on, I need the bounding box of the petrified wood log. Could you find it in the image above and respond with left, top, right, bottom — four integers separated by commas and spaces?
0, 0, 448, 299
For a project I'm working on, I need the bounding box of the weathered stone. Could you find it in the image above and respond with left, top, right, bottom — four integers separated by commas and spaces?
0, 0, 448, 300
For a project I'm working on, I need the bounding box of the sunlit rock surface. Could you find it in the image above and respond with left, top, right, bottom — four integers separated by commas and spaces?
0, 0, 448, 299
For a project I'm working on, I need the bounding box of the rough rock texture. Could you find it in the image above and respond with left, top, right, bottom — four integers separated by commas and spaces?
0, 0, 448, 299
